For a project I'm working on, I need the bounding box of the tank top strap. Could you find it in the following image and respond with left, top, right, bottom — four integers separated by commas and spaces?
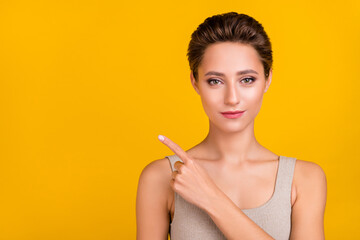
275, 156, 297, 200
166, 154, 183, 172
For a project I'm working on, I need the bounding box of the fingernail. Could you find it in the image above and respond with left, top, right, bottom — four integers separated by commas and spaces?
158, 135, 165, 142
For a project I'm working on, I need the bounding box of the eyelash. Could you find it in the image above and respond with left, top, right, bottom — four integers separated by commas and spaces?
207, 77, 256, 86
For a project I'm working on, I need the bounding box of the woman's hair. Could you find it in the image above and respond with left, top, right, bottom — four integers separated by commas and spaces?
187, 12, 273, 81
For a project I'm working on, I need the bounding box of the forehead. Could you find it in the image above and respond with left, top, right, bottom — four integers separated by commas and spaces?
198, 42, 263, 76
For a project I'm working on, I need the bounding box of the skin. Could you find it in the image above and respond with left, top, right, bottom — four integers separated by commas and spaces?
136, 42, 327, 239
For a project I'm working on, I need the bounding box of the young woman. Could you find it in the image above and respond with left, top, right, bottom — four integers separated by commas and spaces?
136, 12, 327, 240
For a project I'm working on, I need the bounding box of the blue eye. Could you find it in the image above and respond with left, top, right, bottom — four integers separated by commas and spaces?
207, 79, 222, 85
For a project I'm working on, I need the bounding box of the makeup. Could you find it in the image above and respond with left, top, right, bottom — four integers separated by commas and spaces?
220, 111, 245, 119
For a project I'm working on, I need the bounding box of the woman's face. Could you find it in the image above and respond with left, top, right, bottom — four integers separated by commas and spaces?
191, 42, 272, 133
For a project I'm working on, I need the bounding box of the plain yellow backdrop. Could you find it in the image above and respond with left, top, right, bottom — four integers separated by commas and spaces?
0, 0, 359, 239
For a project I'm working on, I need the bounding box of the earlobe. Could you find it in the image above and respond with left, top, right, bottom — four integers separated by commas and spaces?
190, 71, 200, 95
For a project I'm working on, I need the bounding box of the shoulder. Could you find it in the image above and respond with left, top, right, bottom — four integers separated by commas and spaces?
292, 159, 327, 205
138, 157, 172, 186
293, 159, 327, 186
136, 157, 173, 221
289, 159, 327, 238
136, 158, 173, 238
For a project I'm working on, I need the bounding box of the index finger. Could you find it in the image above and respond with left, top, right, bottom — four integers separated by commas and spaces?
158, 135, 188, 163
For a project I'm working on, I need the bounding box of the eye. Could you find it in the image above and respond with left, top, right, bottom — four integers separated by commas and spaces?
241, 77, 256, 84
207, 78, 222, 85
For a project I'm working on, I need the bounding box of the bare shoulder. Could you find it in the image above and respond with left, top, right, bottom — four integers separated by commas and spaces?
136, 157, 173, 239
138, 157, 172, 188
293, 159, 327, 184
293, 159, 327, 202
137, 157, 173, 209
290, 159, 327, 238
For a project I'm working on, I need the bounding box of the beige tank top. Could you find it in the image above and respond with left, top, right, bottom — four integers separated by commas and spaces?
166, 154, 296, 240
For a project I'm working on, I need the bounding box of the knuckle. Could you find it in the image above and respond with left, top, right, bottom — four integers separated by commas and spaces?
173, 181, 180, 191
176, 174, 184, 182
186, 158, 194, 166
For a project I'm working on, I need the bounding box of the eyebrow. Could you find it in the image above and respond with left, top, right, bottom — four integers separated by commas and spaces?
204, 69, 259, 77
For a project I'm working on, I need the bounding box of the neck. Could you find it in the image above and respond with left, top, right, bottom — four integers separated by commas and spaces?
200, 120, 262, 164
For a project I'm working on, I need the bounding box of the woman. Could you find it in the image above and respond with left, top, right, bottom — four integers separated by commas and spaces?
136, 12, 327, 240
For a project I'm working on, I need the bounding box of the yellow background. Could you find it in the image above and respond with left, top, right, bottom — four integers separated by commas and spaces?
0, 0, 359, 239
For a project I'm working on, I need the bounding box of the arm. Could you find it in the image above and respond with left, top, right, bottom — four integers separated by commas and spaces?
136, 159, 171, 240
289, 161, 327, 239
203, 189, 274, 240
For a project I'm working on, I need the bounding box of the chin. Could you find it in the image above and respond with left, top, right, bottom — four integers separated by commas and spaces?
210, 119, 250, 133
224, 125, 248, 134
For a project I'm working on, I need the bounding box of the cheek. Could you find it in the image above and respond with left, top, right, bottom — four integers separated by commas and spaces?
242, 88, 265, 112
199, 91, 221, 113
243, 88, 263, 102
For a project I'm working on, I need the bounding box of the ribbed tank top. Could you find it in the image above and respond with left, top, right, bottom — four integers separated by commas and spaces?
166, 154, 296, 240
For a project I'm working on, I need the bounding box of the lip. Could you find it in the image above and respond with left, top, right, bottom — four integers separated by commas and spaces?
221, 110, 245, 119
221, 111, 244, 114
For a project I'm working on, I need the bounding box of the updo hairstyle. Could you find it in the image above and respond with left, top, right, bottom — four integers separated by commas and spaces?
187, 12, 273, 81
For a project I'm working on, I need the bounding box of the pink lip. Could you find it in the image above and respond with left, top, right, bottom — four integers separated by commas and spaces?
221, 111, 245, 119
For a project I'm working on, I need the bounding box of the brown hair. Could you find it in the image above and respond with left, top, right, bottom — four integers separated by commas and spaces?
187, 12, 273, 81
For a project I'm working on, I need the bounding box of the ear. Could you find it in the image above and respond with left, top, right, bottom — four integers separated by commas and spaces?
190, 71, 200, 95
264, 68, 272, 93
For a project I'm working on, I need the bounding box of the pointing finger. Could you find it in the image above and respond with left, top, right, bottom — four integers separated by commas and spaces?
158, 135, 188, 163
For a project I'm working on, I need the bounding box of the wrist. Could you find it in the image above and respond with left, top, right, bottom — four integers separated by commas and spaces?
203, 188, 233, 218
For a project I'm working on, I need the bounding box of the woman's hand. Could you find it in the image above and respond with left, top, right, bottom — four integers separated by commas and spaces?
158, 134, 223, 211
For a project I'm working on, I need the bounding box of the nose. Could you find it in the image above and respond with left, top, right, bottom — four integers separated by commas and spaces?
224, 82, 240, 106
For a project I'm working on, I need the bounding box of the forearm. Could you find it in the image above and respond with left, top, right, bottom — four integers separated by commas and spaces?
204, 191, 274, 240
